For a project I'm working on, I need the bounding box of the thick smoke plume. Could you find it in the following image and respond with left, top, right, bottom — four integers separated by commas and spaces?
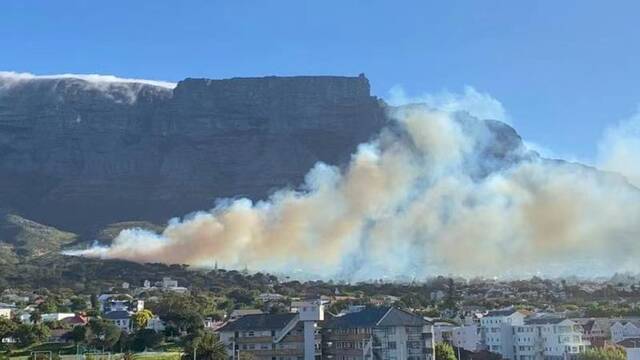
68, 102, 640, 279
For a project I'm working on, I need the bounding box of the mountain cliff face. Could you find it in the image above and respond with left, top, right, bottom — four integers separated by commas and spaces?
0, 74, 387, 232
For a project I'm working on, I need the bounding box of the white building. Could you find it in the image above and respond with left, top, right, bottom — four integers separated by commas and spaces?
0, 308, 11, 319
515, 318, 589, 360
480, 310, 589, 360
480, 308, 527, 358
19, 312, 75, 324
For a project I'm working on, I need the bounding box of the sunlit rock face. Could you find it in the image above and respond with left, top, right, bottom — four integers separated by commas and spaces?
0, 74, 388, 232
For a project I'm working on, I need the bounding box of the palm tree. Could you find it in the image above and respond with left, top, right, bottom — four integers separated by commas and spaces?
184, 332, 228, 360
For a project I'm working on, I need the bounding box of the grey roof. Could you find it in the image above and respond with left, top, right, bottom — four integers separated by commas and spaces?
486, 309, 518, 317
324, 307, 428, 329
218, 313, 297, 332
617, 338, 640, 348
525, 317, 567, 325
103, 311, 130, 320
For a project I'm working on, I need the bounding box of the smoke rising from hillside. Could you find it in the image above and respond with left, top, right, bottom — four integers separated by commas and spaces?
67, 101, 640, 279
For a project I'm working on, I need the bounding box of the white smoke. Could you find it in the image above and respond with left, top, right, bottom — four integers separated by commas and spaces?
387, 85, 509, 124
67, 97, 640, 279
597, 107, 640, 188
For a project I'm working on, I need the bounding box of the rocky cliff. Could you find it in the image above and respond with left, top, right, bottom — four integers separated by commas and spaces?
0, 74, 387, 232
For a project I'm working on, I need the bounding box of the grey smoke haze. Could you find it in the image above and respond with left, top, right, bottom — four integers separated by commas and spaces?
65, 88, 640, 279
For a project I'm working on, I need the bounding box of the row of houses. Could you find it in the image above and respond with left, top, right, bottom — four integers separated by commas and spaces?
433, 308, 640, 360
216, 301, 435, 360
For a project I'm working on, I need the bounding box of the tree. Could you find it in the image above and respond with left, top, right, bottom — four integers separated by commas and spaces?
435, 342, 456, 360
578, 346, 626, 360
131, 329, 163, 352
132, 309, 154, 330
86, 319, 121, 350
0, 317, 17, 344
13, 324, 50, 347
70, 325, 87, 344
29, 311, 42, 324
70, 297, 88, 312
183, 331, 228, 360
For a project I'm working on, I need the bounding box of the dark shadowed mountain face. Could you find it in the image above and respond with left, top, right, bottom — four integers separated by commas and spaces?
0, 74, 388, 233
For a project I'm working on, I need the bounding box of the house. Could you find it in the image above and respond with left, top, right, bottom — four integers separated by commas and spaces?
146, 316, 166, 332
450, 325, 481, 352
19, 312, 75, 324
573, 318, 611, 347
217, 300, 323, 360
0, 307, 11, 319
62, 314, 89, 327
103, 310, 132, 332
322, 306, 434, 360
97, 294, 144, 313
611, 320, 640, 343
230, 309, 264, 321
617, 338, 640, 360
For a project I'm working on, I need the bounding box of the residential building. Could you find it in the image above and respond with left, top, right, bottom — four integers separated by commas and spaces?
611, 321, 640, 343
104, 310, 132, 332
480, 309, 527, 358
19, 312, 75, 324
572, 318, 611, 347
322, 307, 434, 360
217, 312, 322, 360
0, 308, 11, 319
617, 338, 640, 360
97, 294, 144, 313
516, 317, 589, 360
480, 311, 589, 360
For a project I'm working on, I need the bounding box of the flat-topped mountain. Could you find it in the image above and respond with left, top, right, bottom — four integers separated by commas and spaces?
0, 73, 386, 232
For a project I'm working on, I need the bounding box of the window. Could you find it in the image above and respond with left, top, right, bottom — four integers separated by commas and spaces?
388, 341, 397, 349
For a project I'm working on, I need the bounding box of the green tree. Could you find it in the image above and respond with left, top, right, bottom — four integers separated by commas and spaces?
13, 324, 50, 347
183, 331, 228, 360
70, 297, 88, 312
132, 309, 154, 330
70, 325, 87, 344
0, 317, 17, 342
578, 346, 626, 360
435, 342, 456, 360
29, 311, 42, 324
131, 329, 163, 352
87, 319, 121, 350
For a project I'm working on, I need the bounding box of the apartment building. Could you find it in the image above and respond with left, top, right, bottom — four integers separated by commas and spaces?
322, 307, 434, 360
480, 309, 527, 358
480, 310, 589, 360
217, 301, 323, 360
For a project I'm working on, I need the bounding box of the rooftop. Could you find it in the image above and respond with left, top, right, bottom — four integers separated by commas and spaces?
218, 313, 297, 332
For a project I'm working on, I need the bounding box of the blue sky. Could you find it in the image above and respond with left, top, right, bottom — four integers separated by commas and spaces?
2, 0, 639, 160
